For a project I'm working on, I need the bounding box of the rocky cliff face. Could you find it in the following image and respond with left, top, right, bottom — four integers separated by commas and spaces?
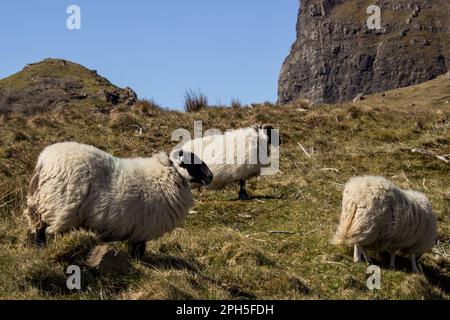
278, 0, 449, 104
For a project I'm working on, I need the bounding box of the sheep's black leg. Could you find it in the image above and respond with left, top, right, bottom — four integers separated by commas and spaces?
354, 245, 372, 264
353, 245, 362, 262
35, 222, 47, 246
130, 241, 146, 260
410, 254, 419, 273
389, 252, 396, 269
238, 179, 250, 200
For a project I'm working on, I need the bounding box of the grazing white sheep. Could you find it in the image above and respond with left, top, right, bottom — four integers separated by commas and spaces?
179, 125, 280, 200
332, 176, 437, 272
25, 142, 213, 259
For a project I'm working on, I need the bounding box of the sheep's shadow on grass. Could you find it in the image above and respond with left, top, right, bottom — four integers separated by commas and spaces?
140, 253, 200, 273
24, 266, 71, 297
377, 253, 412, 271
421, 263, 450, 295
371, 253, 450, 293
82, 266, 138, 296
25, 235, 138, 297
140, 253, 257, 299
354, 252, 418, 273
370, 253, 424, 273
228, 195, 285, 202
25, 263, 135, 297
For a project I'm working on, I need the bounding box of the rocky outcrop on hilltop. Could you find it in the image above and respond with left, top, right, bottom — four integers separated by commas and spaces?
0, 59, 137, 115
278, 0, 450, 104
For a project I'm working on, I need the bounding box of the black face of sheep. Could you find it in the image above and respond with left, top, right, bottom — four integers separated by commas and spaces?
260, 124, 282, 147
177, 150, 213, 186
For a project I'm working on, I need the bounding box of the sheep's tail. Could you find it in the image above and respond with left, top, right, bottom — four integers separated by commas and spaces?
24, 163, 43, 229
332, 201, 358, 246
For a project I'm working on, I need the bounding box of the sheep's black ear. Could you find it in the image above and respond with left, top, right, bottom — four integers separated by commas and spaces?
262, 124, 274, 131
177, 150, 184, 164
178, 151, 214, 186
261, 124, 275, 145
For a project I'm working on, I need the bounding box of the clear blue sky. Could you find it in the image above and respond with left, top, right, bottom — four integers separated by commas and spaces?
0, 1, 299, 109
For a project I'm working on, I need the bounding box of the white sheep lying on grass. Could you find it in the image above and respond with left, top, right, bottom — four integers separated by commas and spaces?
25, 142, 213, 259
179, 125, 280, 200
332, 176, 437, 272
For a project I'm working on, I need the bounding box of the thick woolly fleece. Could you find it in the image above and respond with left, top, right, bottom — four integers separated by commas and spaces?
333, 176, 437, 256
179, 126, 271, 190
25, 142, 194, 242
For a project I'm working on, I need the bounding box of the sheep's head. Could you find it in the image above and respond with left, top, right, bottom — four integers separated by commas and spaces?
171, 150, 213, 187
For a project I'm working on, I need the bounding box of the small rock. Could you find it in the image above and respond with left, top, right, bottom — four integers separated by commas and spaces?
353, 93, 365, 102
86, 245, 131, 274
122, 87, 138, 106
124, 87, 137, 100
98, 89, 120, 105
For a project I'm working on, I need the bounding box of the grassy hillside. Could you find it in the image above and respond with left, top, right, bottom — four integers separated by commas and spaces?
0, 59, 135, 115
0, 61, 449, 299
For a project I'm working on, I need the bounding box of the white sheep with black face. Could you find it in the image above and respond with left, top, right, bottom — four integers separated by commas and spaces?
25, 142, 213, 259
332, 176, 438, 272
178, 125, 281, 200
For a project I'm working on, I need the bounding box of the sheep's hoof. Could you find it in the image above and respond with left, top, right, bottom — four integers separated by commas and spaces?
238, 190, 250, 201
363, 255, 373, 265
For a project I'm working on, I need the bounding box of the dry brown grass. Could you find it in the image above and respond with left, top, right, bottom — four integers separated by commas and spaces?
184, 89, 209, 113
